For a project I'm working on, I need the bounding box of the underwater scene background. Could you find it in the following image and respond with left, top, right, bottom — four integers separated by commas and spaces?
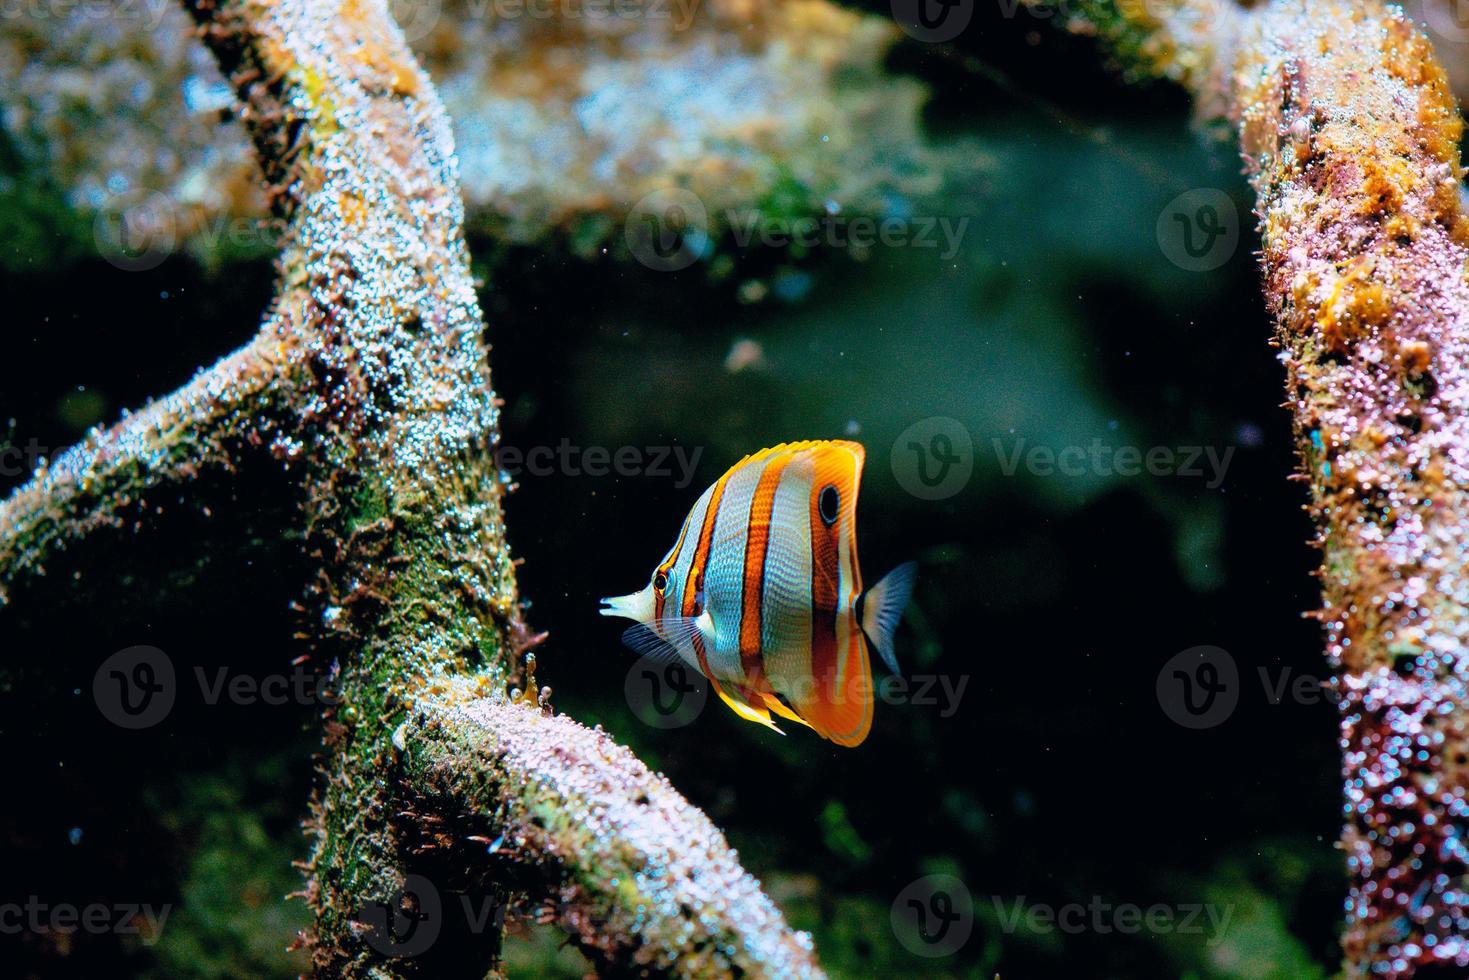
1, 2, 1344, 976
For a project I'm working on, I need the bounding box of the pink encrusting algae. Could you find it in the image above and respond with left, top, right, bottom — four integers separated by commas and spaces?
1049, 0, 1469, 973
0, 0, 832, 973
1234, 5, 1469, 974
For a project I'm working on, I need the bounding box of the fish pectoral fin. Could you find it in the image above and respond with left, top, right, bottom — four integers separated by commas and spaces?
620, 617, 704, 667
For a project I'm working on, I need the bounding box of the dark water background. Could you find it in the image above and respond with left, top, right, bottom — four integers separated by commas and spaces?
0, 7, 1341, 977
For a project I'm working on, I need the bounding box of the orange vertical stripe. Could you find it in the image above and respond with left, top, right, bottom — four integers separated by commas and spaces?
682, 466, 733, 680
808, 482, 841, 704
655, 506, 695, 621
739, 454, 792, 683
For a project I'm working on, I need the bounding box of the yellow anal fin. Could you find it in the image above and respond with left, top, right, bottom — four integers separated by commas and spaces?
712, 680, 784, 734
762, 692, 814, 730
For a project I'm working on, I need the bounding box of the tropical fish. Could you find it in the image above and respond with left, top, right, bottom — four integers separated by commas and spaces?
600, 440, 916, 747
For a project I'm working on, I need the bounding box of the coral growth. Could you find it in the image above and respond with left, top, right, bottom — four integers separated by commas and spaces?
1, 0, 951, 266
1051, 0, 1469, 974
0, 0, 828, 973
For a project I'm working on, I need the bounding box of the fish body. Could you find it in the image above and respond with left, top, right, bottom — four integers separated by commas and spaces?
601, 440, 916, 747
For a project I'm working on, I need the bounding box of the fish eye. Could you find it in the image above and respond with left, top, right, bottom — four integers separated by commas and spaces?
653, 571, 669, 593
818, 484, 840, 526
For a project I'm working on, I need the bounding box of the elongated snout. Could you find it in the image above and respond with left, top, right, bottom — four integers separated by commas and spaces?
599, 585, 654, 622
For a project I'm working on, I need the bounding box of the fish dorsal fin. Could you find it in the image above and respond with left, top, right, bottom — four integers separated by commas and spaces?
725, 439, 865, 476
860, 562, 918, 676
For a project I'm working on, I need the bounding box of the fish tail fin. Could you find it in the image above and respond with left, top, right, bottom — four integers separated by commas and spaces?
861, 562, 917, 676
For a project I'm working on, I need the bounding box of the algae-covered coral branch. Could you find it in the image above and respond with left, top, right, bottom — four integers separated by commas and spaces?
0, 0, 826, 974
1, 0, 951, 269
1052, 1, 1469, 975
0, 335, 290, 608
404, 682, 823, 977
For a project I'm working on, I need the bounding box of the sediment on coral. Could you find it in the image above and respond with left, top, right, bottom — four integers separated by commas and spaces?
1046, 1, 1469, 975
402, 681, 822, 976
0, 0, 957, 268
0, 0, 830, 974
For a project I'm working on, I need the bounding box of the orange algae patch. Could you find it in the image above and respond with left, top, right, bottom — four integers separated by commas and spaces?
1315, 259, 1391, 352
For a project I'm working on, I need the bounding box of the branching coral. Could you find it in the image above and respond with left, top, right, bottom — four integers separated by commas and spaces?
0, 0, 951, 267
1050, 1, 1469, 975
0, 0, 822, 974
11, 0, 1469, 975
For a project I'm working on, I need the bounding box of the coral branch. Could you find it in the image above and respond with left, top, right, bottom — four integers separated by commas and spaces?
1232, 7, 1469, 974
155, 0, 826, 974
0, 335, 290, 606
402, 682, 824, 978
1052, 1, 1469, 974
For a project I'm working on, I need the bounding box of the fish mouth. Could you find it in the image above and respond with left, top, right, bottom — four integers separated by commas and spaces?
600, 587, 652, 621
